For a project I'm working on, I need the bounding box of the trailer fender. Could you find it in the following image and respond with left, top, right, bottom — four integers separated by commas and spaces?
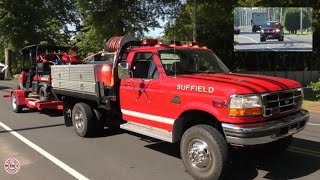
10, 90, 26, 105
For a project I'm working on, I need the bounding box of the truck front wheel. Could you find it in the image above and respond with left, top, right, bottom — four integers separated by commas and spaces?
180, 125, 228, 180
72, 103, 95, 137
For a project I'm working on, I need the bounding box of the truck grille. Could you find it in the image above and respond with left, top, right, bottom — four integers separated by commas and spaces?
262, 88, 303, 117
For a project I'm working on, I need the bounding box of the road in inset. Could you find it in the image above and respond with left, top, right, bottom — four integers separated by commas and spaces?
234, 28, 313, 52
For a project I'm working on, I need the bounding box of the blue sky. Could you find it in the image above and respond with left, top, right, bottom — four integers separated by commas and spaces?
145, 19, 166, 37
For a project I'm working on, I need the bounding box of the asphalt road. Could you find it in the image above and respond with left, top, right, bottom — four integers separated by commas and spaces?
0, 80, 319, 180
234, 28, 313, 52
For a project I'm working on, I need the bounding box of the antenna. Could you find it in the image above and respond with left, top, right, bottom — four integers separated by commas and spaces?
173, 2, 176, 54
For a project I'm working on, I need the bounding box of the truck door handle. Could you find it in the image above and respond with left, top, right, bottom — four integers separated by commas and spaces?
123, 83, 131, 87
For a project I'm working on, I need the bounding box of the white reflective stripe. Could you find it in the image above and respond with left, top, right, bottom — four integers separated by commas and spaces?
121, 109, 175, 125
28, 101, 36, 106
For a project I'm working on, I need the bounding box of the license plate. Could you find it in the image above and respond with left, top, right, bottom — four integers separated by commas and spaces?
288, 127, 299, 135
267, 35, 273, 38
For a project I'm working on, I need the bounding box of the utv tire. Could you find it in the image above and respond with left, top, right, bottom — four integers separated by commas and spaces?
72, 103, 95, 137
278, 37, 284, 41
12, 93, 23, 113
180, 125, 228, 180
39, 86, 52, 102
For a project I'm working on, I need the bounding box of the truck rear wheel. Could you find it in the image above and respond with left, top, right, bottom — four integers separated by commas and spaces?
12, 93, 23, 113
180, 125, 228, 180
72, 103, 95, 137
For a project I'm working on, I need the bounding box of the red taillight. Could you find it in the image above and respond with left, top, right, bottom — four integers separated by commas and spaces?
272, 29, 276, 33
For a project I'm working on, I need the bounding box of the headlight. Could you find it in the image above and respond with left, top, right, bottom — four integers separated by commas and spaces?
229, 95, 263, 116
276, 29, 280, 33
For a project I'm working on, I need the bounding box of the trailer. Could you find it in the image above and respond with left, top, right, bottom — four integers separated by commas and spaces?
8, 90, 62, 113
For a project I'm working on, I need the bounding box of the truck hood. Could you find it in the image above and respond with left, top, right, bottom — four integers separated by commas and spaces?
176, 73, 301, 95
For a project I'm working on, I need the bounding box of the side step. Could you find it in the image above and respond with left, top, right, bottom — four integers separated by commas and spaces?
120, 122, 173, 143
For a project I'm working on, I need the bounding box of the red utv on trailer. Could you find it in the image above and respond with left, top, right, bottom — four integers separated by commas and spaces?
9, 45, 81, 113
18, 45, 81, 102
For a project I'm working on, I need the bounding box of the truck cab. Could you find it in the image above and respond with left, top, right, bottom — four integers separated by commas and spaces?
51, 36, 309, 180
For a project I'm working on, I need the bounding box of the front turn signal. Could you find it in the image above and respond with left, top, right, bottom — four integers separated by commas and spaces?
229, 107, 263, 116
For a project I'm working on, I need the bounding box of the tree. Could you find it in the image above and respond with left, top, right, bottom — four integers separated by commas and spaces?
283, 8, 311, 34
0, 0, 79, 73
74, 0, 180, 52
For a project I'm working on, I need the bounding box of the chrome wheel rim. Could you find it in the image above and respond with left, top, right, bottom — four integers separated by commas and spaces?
74, 110, 84, 131
188, 139, 212, 172
12, 95, 17, 110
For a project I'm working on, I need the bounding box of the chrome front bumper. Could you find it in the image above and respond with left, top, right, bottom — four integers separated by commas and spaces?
221, 110, 309, 145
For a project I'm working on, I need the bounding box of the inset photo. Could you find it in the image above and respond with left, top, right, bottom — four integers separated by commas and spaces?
234, 7, 313, 52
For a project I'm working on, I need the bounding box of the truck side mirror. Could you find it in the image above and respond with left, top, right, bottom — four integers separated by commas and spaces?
118, 62, 130, 79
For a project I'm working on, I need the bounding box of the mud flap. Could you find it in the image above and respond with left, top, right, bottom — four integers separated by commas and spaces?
62, 96, 73, 127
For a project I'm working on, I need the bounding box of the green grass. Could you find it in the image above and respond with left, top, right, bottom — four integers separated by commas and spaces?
283, 29, 312, 36
239, 26, 251, 29
303, 88, 320, 111
303, 100, 320, 111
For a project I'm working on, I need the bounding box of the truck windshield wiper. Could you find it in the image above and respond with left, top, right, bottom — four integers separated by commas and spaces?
183, 70, 203, 74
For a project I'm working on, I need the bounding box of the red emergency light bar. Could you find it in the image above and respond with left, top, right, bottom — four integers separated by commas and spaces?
141, 39, 158, 46
141, 38, 203, 48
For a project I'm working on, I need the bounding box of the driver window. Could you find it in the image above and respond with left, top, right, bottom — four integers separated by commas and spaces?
131, 52, 159, 79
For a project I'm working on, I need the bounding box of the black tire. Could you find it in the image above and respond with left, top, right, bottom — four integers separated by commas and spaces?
260, 37, 266, 42
72, 102, 95, 137
180, 125, 228, 180
264, 136, 292, 154
278, 36, 284, 41
39, 86, 52, 102
12, 93, 23, 113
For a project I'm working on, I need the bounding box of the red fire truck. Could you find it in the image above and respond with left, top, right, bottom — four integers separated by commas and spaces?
11, 35, 309, 179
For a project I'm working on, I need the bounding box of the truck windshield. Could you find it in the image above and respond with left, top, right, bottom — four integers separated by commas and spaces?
158, 49, 229, 76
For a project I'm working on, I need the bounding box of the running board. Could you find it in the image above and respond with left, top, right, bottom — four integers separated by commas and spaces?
120, 122, 173, 143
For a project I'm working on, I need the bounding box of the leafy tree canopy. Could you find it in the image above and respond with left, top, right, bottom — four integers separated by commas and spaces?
74, 0, 180, 52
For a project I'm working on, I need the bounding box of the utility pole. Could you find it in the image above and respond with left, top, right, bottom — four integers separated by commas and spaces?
300, 8, 303, 35
280, 7, 282, 23
239, 8, 242, 26
4, 49, 12, 79
193, 0, 197, 42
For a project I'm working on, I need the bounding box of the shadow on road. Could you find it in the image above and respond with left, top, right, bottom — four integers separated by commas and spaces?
144, 137, 320, 179
15, 108, 63, 117
236, 32, 260, 35
0, 123, 65, 134
0, 85, 12, 91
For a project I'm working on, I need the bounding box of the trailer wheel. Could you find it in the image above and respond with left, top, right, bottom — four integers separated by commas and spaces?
12, 93, 23, 113
72, 103, 94, 137
180, 125, 228, 180
39, 86, 51, 102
